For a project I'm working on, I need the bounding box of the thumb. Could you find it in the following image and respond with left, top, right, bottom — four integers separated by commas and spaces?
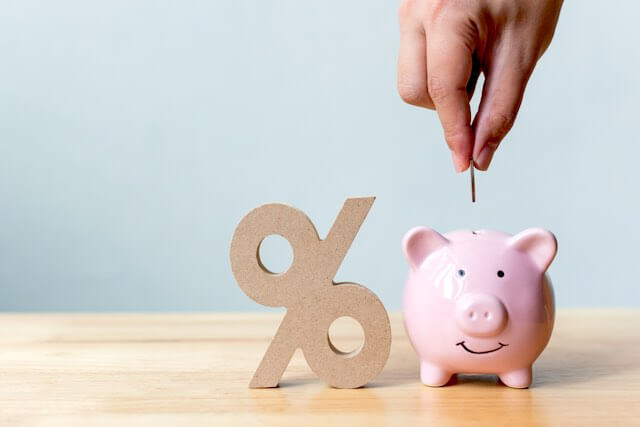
472, 52, 534, 170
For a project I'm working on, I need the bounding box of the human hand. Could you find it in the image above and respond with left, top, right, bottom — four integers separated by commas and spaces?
397, 0, 563, 172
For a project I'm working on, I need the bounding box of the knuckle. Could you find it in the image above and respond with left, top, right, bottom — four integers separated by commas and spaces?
506, 41, 539, 76
514, 50, 538, 76
426, 0, 467, 23
487, 111, 516, 140
398, 0, 420, 23
426, 0, 447, 18
427, 75, 450, 104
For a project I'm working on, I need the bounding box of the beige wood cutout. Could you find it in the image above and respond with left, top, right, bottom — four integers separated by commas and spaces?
229, 197, 391, 389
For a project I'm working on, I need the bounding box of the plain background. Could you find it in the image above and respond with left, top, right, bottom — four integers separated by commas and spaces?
1, 1, 638, 311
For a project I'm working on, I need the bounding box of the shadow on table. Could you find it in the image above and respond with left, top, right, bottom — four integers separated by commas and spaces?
532, 342, 633, 387
372, 339, 635, 389
248, 382, 387, 414
249, 335, 636, 393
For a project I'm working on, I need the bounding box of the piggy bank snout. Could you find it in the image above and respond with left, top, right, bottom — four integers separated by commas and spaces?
455, 293, 507, 337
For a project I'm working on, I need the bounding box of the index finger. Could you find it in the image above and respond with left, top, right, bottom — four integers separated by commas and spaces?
426, 28, 474, 172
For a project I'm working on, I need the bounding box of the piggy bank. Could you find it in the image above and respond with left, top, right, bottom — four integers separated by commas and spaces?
402, 227, 557, 388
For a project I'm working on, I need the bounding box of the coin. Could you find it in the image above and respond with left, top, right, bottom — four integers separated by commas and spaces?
470, 160, 476, 203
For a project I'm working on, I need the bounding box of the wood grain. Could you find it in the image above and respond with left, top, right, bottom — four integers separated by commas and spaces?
0, 309, 638, 426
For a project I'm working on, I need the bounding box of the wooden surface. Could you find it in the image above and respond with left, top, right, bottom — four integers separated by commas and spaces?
0, 310, 638, 426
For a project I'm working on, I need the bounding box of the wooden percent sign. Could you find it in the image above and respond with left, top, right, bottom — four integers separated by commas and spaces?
229, 197, 391, 388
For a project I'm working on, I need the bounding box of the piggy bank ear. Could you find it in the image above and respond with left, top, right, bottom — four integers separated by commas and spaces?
403, 227, 449, 270
509, 228, 558, 272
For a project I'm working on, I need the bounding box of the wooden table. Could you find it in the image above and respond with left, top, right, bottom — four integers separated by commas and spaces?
0, 310, 638, 426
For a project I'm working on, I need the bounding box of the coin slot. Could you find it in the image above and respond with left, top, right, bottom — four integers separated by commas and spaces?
257, 234, 293, 274
327, 316, 365, 358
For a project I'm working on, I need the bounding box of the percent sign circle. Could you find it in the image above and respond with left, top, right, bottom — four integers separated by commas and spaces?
229, 198, 391, 388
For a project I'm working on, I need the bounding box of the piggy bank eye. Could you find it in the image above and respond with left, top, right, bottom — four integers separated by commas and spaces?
457, 269, 466, 277
497, 270, 505, 278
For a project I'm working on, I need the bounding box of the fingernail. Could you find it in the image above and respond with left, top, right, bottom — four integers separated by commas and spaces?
452, 153, 468, 173
474, 143, 497, 171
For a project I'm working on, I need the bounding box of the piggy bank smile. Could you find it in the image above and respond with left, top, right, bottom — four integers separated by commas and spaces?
456, 341, 509, 354
402, 228, 557, 389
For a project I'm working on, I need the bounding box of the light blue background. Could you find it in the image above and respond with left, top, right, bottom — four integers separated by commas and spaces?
1, 1, 638, 311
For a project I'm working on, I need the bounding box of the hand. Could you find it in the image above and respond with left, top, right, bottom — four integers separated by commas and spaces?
397, 0, 563, 171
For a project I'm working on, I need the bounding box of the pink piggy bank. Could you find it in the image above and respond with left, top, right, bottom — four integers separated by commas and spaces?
402, 228, 557, 389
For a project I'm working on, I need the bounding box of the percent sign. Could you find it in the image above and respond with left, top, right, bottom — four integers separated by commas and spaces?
229, 197, 391, 388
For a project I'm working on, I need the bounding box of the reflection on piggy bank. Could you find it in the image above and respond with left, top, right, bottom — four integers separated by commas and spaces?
402, 227, 557, 389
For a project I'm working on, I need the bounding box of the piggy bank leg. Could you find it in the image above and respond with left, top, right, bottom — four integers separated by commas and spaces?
499, 366, 532, 389
420, 361, 452, 387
